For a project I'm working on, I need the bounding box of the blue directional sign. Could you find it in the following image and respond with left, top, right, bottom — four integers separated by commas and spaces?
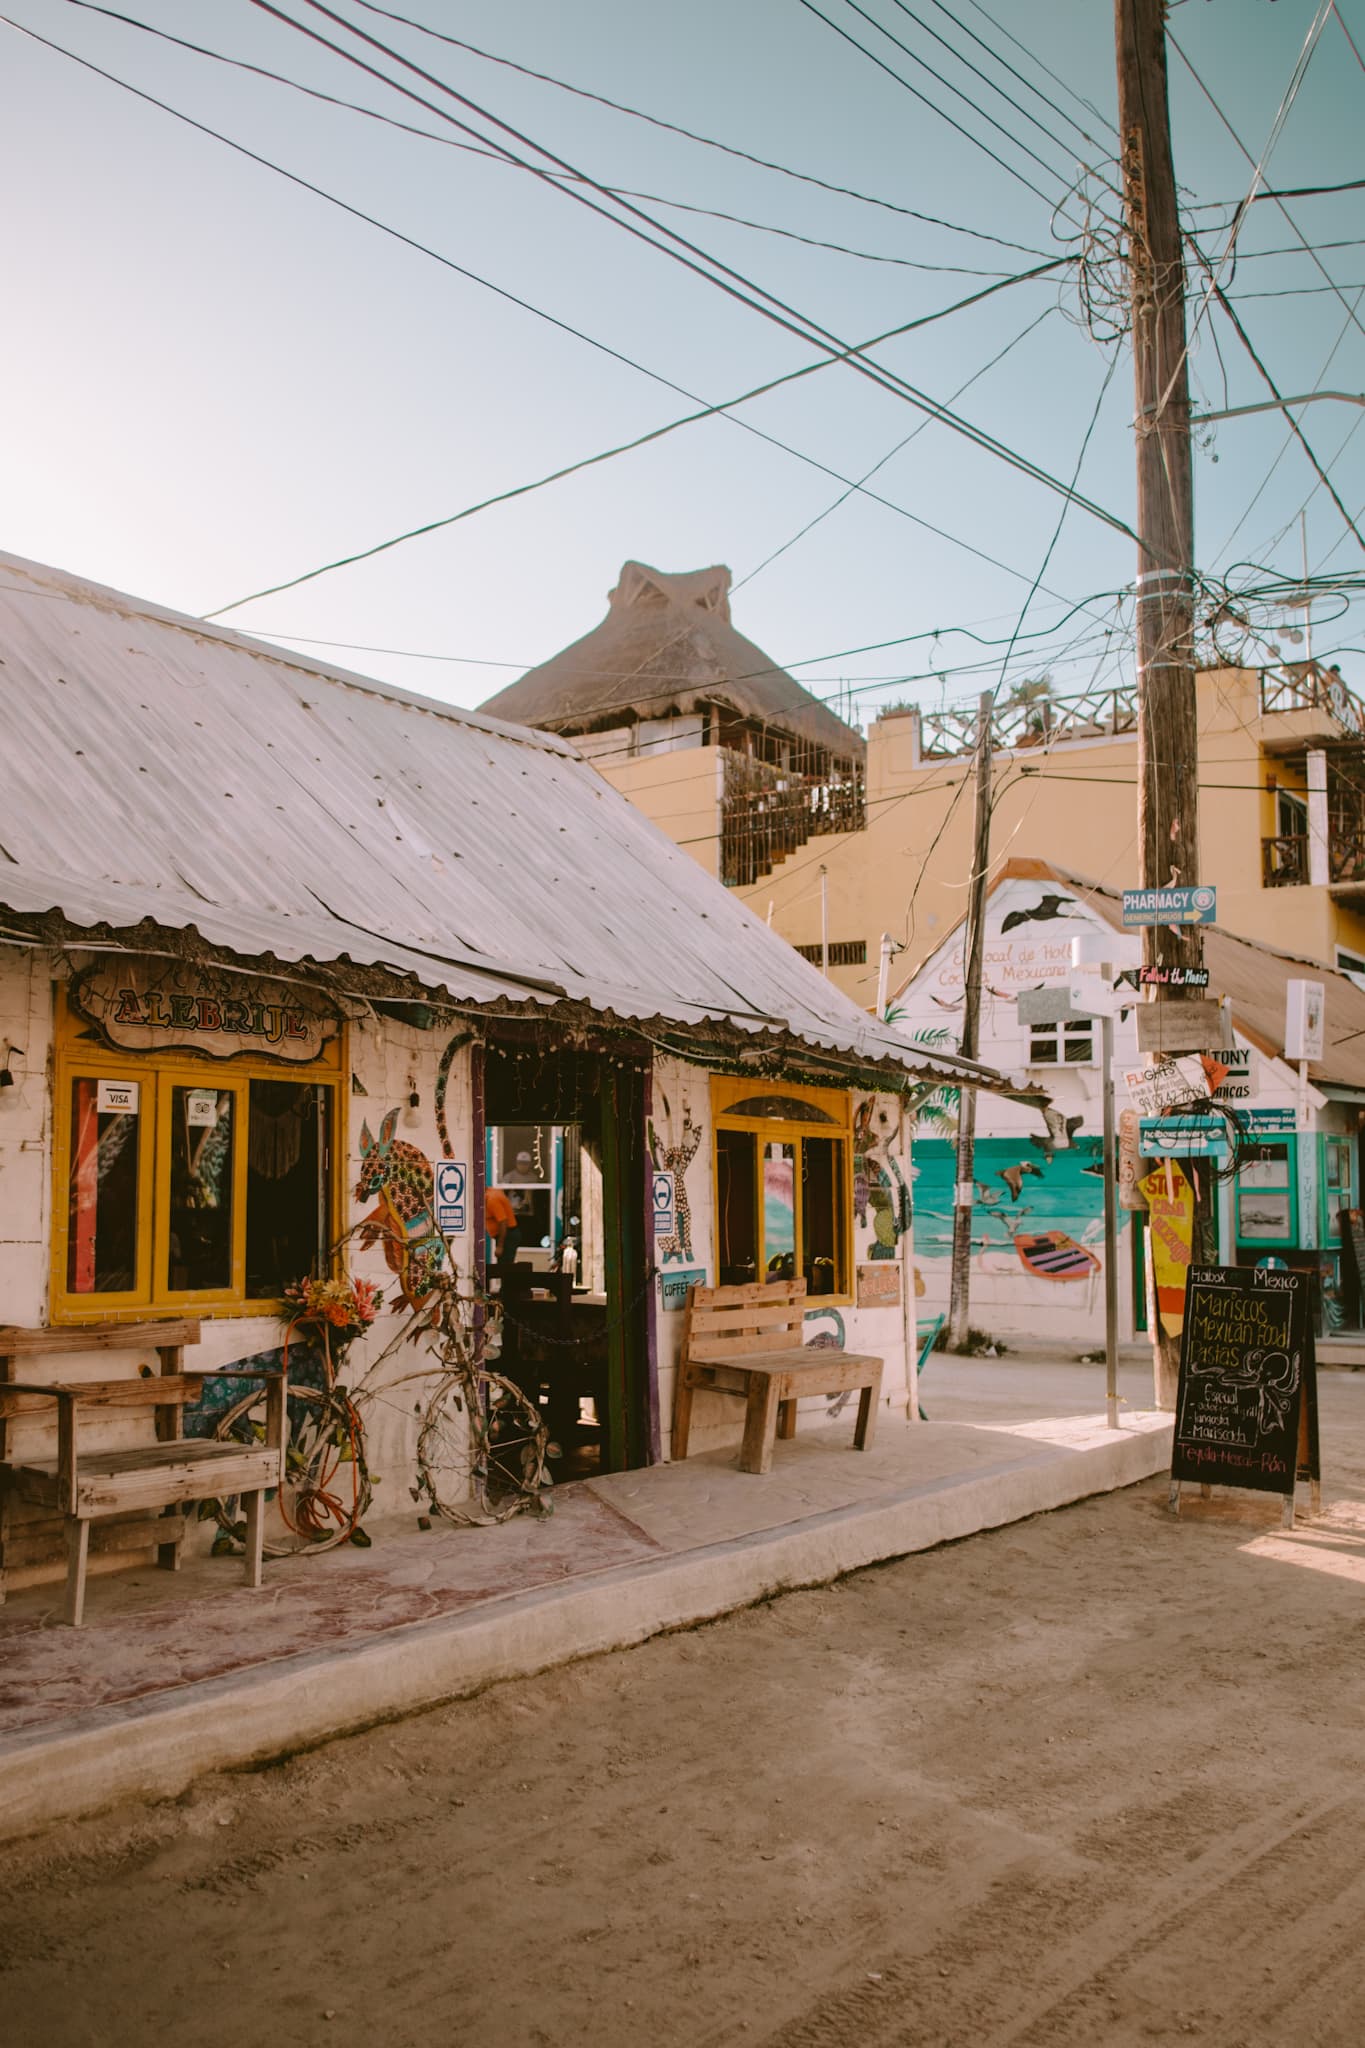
1140, 1115, 1230, 1159
1233, 1108, 1297, 1136
1122, 885, 1216, 928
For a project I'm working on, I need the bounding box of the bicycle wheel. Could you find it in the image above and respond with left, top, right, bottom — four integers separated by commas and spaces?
213, 1381, 372, 1557
416, 1369, 550, 1525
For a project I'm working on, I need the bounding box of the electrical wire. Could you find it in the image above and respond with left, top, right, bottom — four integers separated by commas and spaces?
917, 0, 1114, 155
1171, 29, 1365, 348
51, 0, 1027, 279
262, 1, 1138, 544
958, 0, 1119, 145
732, 302, 1057, 596
795, 0, 1074, 210
1333, 1, 1365, 72
879, 0, 1100, 174
1152, 5, 1335, 436
1208, 275, 1365, 569
900, 346, 1123, 959
203, 263, 1071, 616
1197, 267, 1365, 559
246, 590, 1131, 712
5, 12, 1087, 619
346, 0, 1052, 256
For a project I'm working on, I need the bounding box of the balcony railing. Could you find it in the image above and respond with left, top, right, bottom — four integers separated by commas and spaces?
1263, 834, 1308, 887
720, 751, 865, 887
1260, 662, 1365, 735
916, 682, 1139, 760
1262, 828, 1365, 888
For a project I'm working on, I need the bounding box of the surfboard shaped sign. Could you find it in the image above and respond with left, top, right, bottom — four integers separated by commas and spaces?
1170, 1265, 1318, 1515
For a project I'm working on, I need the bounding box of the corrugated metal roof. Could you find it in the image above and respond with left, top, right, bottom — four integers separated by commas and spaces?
0, 551, 990, 1087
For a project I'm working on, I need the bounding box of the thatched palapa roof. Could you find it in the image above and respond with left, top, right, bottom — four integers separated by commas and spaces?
480, 560, 864, 762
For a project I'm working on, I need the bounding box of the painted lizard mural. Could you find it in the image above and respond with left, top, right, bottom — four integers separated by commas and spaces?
354, 1108, 446, 1311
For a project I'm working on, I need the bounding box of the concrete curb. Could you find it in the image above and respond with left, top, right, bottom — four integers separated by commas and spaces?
0, 1417, 1172, 1840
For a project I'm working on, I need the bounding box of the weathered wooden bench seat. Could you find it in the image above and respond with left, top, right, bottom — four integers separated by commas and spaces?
0, 1320, 287, 1625
673, 1279, 884, 1474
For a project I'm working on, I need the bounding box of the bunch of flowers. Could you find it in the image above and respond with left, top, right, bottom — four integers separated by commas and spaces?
282, 1275, 384, 1348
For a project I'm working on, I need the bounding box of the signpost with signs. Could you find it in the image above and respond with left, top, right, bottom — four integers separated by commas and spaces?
1122, 885, 1217, 928
1139, 1115, 1229, 1159
1122, 1055, 1210, 1118
1233, 1107, 1296, 1137
1138, 965, 1210, 988
1169, 1264, 1320, 1524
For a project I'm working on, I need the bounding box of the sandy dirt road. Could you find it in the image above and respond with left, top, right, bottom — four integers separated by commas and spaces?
4, 1374, 1365, 2048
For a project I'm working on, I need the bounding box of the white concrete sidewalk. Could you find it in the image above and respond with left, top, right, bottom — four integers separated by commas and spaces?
0, 1368, 1173, 1843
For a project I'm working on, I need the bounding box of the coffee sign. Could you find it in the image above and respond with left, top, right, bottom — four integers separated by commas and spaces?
71, 962, 339, 1064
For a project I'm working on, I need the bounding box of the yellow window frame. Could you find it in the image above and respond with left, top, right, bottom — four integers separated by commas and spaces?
52, 988, 345, 1324
710, 1077, 855, 1304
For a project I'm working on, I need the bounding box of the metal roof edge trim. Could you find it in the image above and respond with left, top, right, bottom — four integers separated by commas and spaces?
0, 888, 998, 1090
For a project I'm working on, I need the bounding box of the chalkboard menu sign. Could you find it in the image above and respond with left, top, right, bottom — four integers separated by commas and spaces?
1171, 1265, 1314, 1501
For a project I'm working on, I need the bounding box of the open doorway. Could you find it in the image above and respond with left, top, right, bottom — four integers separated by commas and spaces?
483, 1043, 651, 1478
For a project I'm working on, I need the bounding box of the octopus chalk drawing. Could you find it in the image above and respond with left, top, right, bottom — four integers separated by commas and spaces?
354, 1108, 446, 1310
648, 1107, 702, 1263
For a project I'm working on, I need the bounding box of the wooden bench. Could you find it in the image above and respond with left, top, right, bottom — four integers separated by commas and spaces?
0, 1320, 287, 1626
673, 1280, 884, 1474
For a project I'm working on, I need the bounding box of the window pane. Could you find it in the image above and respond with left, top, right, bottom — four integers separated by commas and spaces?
801, 1137, 844, 1297
67, 1078, 141, 1293
167, 1085, 235, 1293
763, 1141, 796, 1280
717, 1128, 758, 1285
246, 1082, 330, 1297
1063, 1022, 1094, 1063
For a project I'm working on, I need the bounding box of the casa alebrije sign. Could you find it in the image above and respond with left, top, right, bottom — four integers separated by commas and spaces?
71, 961, 340, 1063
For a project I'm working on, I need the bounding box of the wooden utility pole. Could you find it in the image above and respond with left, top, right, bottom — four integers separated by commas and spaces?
947, 691, 993, 1351
1116, 0, 1205, 1408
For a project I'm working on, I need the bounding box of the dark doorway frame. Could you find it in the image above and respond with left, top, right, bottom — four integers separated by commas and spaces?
481, 1035, 655, 1471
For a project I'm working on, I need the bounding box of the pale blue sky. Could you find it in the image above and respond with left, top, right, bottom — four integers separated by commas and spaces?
3, 0, 1363, 719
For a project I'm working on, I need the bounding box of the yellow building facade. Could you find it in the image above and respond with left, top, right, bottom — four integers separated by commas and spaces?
595, 664, 1365, 1004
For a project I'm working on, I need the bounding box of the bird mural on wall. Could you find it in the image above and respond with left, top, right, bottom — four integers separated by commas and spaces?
999, 1161, 1044, 1202
1029, 1109, 1086, 1160
1000, 894, 1076, 933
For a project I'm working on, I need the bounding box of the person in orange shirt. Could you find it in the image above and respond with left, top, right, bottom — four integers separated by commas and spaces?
486, 1186, 521, 1274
